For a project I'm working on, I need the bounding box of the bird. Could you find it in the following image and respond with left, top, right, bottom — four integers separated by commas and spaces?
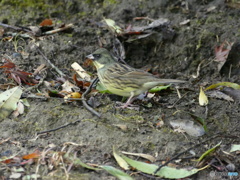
86, 48, 186, 108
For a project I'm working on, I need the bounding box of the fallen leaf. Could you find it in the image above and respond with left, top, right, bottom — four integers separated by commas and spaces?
10, 173, 22, 179
113, 147, 130, 170
199, 87, 208, 106
149, 84, 171, 93
197, 142, 221, 162
222, 87, 240, 102
12, 101, 25, 117
39, 19, 53, 26
22, 151, 41, 160
64, 92, 82, 102
104, 18, 123, 34
170, 119, 205, 137
121, 154, 199, 179
71, 62, 91, 81
100, 165, 133, 180
0, 86, 22, 121
205, 82, 240, 90
230, 144, 240, 152
214, 41, 233, 72
64, 153, 100, 171
206, 90, 234, 102
61, 80, 80, 92
121, 151, 156, 162
112, 124, 128, 131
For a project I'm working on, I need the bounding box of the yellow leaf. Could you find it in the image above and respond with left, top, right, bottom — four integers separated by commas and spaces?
104, 18, 123, 34
199, 87, 208, 106
113, 146, 130, 170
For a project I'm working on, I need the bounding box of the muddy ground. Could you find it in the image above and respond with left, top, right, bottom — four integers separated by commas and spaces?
0, 0, 240, 179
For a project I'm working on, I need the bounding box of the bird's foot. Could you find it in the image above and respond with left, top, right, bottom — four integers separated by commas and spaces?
115, 101, 140, 110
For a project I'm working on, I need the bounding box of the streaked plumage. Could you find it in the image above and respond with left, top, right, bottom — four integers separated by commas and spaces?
87, 48, 185, 107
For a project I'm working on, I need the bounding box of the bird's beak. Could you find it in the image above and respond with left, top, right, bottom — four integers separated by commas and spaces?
86, 54, 94, 60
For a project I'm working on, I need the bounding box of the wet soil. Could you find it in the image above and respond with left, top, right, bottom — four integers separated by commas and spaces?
0, 0, 240, 179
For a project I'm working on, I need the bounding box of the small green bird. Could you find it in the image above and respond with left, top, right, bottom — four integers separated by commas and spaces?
86, 48, 186, 108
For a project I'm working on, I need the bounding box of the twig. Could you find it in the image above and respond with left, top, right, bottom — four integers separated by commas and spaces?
37, 47, 66, 78
167, 92, 189, 108
0, 138, 11, 145
82, 77, 101, 117
154, 133, 222, 174
36, 119, 82, 135
0, 22, 32, 33
42, 24, 74, 35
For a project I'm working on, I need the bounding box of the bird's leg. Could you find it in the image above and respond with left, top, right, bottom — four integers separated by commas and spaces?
115, 92, 137, 109
121, 92, 135, 108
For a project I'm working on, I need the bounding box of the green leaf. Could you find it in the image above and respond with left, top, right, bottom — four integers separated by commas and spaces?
205, 82, 240, 90
113, 146, 130, 170
121, 154, 199, 179
197, 142, 221, 162
22, 174, 40, 180
149, 85, 171, 93
230, 144, 240, 152
100, 165, 133, 180
0, 86, 22, 121
20, 99, 30, 107
64, 154, 100, 171
188, 113, 208, 132
104, 18, 123, 34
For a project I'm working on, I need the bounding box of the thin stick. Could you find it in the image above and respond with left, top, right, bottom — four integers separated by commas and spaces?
82, 77, 101, 117
43, 24, 74, 35
0, 22, 31, 33
36, 119, 81, 135
37, 47, 66, 78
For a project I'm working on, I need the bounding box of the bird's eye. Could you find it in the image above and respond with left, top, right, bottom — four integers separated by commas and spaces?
94, 54, 101, 59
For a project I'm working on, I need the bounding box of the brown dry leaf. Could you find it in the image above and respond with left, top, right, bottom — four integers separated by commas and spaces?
33, 64, 46, 75
22, 150, 41, 160
39, 19, 53, 26
73, 74, 91, 89
0, 28, 4, 37
0, 83, 16, 90
214, 41, 233, 72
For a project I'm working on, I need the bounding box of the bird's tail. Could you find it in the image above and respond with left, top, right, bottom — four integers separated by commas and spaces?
158, 79, 186, 84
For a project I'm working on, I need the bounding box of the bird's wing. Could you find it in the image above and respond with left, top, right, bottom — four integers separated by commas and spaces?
107, 63, 155, 80
108, 63, 186, 83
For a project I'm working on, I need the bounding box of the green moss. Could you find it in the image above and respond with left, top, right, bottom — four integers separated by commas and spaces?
115, 114, 145, 123
145, 142, 156, 150
196, 29, 215, 50
0, 0, 51, 12
210, 114, 230, 132
161, 126, 172, 133
78, 11, 87, 17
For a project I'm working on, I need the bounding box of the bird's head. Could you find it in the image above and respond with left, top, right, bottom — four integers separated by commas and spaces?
86, 48, 115, 70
